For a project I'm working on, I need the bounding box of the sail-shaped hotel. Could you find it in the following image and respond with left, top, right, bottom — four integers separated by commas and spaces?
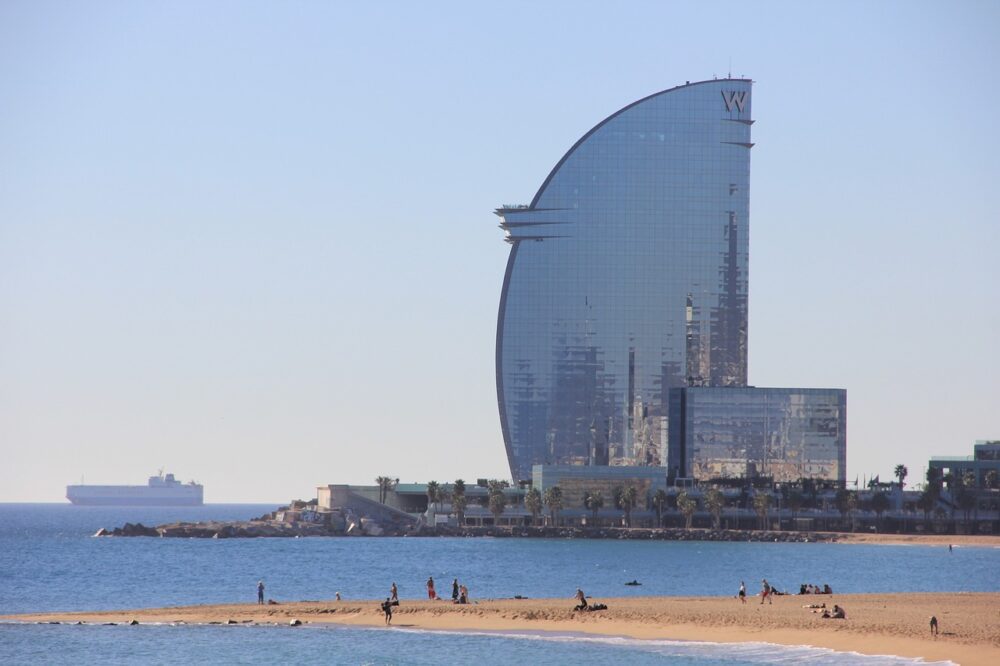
494, 79, 846, 485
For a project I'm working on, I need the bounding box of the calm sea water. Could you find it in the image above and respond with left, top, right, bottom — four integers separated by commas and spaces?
3, 503, 994, 664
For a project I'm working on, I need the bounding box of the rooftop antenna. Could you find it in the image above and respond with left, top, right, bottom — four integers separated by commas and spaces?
728, 56, 732, 79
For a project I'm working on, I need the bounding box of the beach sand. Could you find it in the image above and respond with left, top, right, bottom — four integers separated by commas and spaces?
830, 533, 1000, 547
7, 593, 999, 665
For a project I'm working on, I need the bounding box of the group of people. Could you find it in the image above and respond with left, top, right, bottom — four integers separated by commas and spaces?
425, 576, 470, 604
820, 604, 846, 619
799, 583, 833, 595
380, 576, 472, 625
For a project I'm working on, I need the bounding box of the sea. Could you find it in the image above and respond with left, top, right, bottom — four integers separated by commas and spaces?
2, 503, 996, 665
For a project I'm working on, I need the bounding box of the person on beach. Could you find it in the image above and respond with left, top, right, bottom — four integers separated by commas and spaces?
574, 588, 588, 611
257, 580, 265, 605
381, 598, 393, 625
335, 592, 341, 601
427, 576, 436, 600
760, 579, 772, 605
390, 582, 398, 603
821, 604, 845, 619
738, 580, 746, 604
930, 615, 938, 636
452, 578, 459, 602
459, 584, 468, 604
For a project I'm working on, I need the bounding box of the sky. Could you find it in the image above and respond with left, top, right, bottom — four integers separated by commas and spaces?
1, 1, 997, 503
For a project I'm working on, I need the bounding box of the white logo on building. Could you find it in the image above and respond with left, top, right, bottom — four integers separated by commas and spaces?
722, 90, 747, 113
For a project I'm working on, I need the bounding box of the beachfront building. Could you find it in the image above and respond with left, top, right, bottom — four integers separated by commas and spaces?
928, 441, 1000, 489
668, 387, 847, 484
492, 78, 847, 484
533, 465, 667, 509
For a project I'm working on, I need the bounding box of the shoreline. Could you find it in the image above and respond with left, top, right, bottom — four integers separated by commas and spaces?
6, 593, 999, 665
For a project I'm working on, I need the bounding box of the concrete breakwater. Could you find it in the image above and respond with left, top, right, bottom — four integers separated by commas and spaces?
95, 520, 838, 543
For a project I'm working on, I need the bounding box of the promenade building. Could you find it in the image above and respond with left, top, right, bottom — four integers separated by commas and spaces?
493, 79, 846, 484
928, 441, 1000, 488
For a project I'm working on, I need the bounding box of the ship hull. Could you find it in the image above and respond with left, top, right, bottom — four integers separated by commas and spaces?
66, 485, 204, 507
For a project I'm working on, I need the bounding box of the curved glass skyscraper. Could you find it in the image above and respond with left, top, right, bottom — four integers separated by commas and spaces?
495, 79, 753, 482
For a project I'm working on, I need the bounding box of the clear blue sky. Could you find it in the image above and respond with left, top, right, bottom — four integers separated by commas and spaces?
1, 1, 997, 502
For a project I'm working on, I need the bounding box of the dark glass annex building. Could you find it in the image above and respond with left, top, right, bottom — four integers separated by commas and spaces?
495, 79, 753, 482
669, 387, 847, 483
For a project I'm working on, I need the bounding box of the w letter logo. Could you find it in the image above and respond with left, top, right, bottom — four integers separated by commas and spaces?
722, 90, 747, 113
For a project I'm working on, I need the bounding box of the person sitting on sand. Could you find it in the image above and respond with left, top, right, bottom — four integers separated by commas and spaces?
821, 604, 846, 619
381, 598, 393, 625
822, 584, 832, 595
574, 588, 588, 611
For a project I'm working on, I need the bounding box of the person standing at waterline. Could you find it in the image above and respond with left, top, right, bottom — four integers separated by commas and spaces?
427, 576, 436, 600
257, 580, 264, 605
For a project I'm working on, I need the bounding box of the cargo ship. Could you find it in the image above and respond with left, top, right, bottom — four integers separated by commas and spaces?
66, 471, 204, 506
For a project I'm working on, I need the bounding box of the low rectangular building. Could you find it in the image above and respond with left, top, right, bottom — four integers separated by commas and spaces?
928, 440, 1000, 488
668, 387, 846, 483
532, 464, 668, 509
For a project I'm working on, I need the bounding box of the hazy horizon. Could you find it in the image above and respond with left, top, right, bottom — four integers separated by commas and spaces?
2, 1, 997, 502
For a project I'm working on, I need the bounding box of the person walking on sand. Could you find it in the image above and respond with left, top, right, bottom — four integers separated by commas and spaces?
738, 580, 746, 604
427, 576, 436, 600
381, 597, 393, 625
760, 579, 772, 605
390, 582, 398, 603
452, 578, 459, 602
930, 615, 938, 636
257, 580, 265, 605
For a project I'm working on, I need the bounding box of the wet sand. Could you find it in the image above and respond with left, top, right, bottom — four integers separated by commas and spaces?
6, 593, 999, 665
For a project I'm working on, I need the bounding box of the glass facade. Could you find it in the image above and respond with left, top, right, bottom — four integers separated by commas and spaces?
496, 79, 753, 481
670, 387, 847, 483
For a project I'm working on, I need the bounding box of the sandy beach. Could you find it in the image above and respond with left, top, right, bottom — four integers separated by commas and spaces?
830, 533, 1000, 547
7, 593, 999, 665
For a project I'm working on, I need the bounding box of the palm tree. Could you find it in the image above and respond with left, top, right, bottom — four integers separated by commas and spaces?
544, 486, 563, 526
426, 481, 441, 513
375, 476, 397, 504
960, 471, 978, 527
834, 489, 852, 529
651, 489, 668, 527
584, 490, 604, 524
894, 465, 908, 490
452, 479, 467, 525
786, 490, 804, 522
677, 491, 697, 529
753, 492, 772, 530
985, 470, 998, 491
524, 487, 543, 526
870, 492, 890, 530
704, 488, 725, 529
621, 486, 638, 527
488, 485, 507, 525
